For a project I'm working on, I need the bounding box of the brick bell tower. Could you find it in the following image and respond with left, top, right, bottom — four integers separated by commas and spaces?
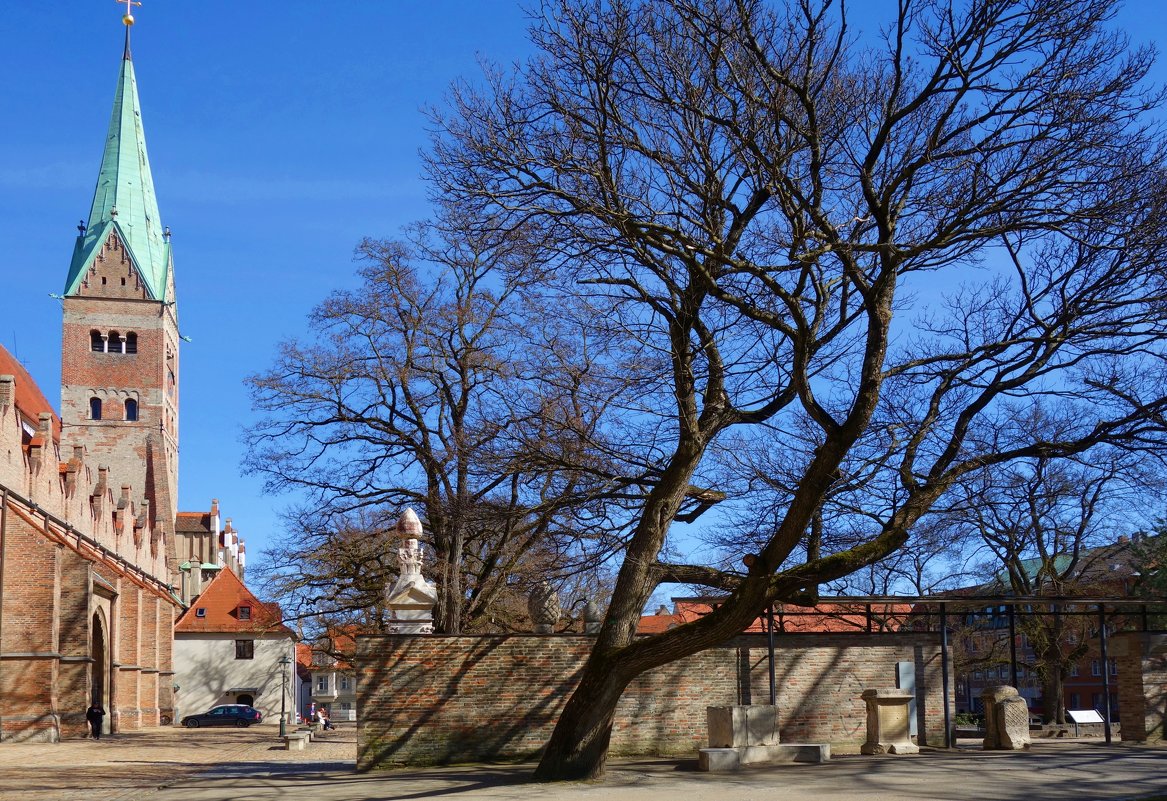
60, 27, 179, 553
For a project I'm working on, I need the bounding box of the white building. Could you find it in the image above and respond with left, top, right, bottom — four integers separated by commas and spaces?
173, 569, 297, 724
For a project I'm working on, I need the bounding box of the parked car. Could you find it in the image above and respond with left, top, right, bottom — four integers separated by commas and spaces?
181, 704, 263, 728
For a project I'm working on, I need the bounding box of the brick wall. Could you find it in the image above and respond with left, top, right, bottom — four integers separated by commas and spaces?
356, 632, 948, 769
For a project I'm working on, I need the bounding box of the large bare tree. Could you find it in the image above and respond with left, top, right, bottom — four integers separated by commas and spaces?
426, 0, 1167, 779
245, 207, 629, 633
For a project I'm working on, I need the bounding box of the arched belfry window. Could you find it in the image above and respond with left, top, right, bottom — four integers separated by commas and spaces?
125, 332, 137, 354
124, 398, 138, 422
90, 331, 104, 352
90, 397, 102, 420
108, 332, 124, 354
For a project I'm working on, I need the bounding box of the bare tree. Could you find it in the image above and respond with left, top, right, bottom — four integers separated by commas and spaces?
245, 207, 628, 633
943, 450, 1156, 722
426, 0, 1167, 778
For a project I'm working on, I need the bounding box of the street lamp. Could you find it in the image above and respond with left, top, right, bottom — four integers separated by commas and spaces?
278, 653, 292, 737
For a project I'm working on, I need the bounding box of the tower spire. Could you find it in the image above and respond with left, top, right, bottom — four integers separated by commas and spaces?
119, 0, 140, 59
64, 1, 171, 302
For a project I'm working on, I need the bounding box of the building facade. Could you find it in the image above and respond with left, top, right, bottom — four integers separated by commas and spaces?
0, 25, 184, 742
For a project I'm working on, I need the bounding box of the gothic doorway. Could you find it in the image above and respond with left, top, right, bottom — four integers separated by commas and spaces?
91, 611, 108, 735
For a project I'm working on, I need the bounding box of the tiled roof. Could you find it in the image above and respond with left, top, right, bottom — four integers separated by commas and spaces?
175, 568, 293, 636
0, 345, 61, 441
175, 511, 212, 533
638, 599, 913, 635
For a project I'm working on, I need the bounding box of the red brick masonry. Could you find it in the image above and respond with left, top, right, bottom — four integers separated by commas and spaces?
356, 632, 948, 769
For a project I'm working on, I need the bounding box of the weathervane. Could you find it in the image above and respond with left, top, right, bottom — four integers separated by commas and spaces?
117, 0, 141, 27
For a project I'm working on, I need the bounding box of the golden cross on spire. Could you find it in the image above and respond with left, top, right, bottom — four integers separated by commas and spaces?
117, 0, 141, 26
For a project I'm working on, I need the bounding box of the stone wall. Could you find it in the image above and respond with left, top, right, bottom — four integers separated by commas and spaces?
356, 632, 948, 769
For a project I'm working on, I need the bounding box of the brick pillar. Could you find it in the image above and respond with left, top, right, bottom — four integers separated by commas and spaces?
140, 594, 159, 726
57, 552, 93, 738
1112, 632, 1167, 742
158, 599, 175, 725
115, 582, 142, 731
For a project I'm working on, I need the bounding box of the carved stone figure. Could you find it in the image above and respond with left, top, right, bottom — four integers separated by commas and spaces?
528, 581, 561, 634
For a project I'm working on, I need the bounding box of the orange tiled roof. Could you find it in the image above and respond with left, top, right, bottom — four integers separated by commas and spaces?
638, 599, 913, 635
175, 568, 293, 636
0, 345, 61, 441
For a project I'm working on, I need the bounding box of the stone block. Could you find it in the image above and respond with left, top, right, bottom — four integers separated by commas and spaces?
698, 748, 741, 772
981, 686, 1030, 750
283, 733, 310, 751
998, 696, 1031, 750
707, 705, 780, 748
860, 688, 919, 755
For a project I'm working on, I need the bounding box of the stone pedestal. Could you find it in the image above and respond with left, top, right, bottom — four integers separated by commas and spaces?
698, 705, 830, 772
981, 685, 1030, 751
860, 689, 919, 755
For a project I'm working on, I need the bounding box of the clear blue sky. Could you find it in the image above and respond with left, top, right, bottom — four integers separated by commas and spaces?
1, 1, 1163, 577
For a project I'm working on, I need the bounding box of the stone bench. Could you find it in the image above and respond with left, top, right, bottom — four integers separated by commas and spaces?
283, 732, 311, 751
697, 705, 831, 773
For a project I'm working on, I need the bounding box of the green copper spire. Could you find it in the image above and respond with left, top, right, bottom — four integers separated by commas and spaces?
65, 44, 171, 301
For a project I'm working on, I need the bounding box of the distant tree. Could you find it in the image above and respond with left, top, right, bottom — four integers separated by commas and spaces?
427, 0, 1167, 779
941, 450, 1155, 723
245, 206, 628, 634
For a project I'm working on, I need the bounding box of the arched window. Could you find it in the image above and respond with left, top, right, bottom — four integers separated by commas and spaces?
108, 331, 124, 353
89, 397, 102, 420
125, 332, 137, 354
90, 331, 104, 352
124, 398, 138, 421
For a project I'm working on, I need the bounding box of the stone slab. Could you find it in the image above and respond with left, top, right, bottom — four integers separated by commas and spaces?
697, 743, 830, 772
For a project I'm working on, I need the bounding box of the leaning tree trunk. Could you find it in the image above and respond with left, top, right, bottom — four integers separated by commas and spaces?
532, 651, 632, 781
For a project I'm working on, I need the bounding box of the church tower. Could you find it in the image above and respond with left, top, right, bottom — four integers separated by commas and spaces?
60, 23, 179, 550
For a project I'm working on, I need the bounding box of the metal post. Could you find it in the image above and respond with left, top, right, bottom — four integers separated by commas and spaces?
1098, 604, 1112, 744
1008, 603, 1018, 688
940, 603, 952, 748
767, 604, 776, 706
279, 653, 290, 737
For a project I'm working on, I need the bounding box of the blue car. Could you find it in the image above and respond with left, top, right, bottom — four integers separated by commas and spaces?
181, 704, 263, 728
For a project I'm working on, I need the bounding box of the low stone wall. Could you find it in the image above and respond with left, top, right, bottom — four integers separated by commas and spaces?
356, 631, 948, 769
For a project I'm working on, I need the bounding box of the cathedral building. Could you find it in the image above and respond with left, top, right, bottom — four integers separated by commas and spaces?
0, 19, 196, 741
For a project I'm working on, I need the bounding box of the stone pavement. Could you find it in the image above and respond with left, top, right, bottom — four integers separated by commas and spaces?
2, 728, 1166, 801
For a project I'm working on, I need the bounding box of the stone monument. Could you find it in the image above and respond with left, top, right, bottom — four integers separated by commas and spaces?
385, 508, 438, 634
981, 685, 1031, 750
859, 688, 919, 755
528, 581, 561, 634
581, 599, 603, 634
698, 705, 829, 772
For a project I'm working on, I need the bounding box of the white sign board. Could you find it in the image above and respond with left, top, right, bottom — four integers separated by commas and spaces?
1067, 709, 1105, 724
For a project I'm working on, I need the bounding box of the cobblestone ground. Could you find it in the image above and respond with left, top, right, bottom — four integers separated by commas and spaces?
0, 724, 356, 801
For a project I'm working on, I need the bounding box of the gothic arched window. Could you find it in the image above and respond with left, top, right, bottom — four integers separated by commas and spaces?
125, 332, 137, 354
89, 397, 102, 420
124, 398, 138, 421
90, 331, 104, 352
108, 331, 124, 353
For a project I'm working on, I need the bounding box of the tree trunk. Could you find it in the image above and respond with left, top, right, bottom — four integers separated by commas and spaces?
533, 652, 630, 781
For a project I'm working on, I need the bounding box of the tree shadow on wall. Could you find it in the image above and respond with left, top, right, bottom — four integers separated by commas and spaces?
356, 636, 584, 773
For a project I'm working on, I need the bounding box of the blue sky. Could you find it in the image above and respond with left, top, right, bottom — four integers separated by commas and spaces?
1, 1, 1164, 578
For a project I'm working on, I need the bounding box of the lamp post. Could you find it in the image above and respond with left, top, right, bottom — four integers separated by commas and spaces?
278, 653, 292, 737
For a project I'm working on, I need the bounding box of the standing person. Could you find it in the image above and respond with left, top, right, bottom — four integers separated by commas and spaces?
85, 703, 105, 740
